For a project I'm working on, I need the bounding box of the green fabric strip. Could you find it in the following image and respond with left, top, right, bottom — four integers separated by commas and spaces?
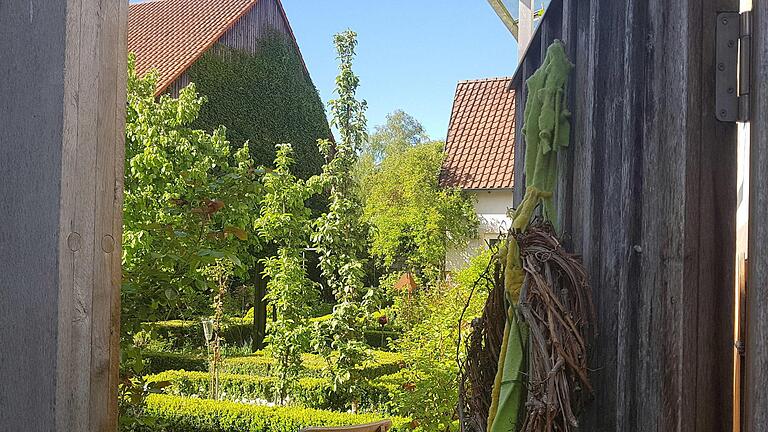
486, 40, 573, 432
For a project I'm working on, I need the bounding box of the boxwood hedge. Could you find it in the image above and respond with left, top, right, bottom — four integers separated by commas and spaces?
144, 394, 412, 432
146, 369, 403, 413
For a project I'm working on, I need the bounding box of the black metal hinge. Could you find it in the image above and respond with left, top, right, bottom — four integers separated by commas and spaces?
716, 11, 752, 123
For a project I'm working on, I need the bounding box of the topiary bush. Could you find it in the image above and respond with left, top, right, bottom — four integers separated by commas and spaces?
143, 351, 208, 374
144, 394, 412, 432
220, 350, 404, 380
146, 370, 331, 408
147, 366, 406, 413
143, 319, 253, 349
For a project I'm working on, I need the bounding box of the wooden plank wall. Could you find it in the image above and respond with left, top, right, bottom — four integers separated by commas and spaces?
511, 0, 738, 430
746, 1, 768, 430
0, 0, 127, 430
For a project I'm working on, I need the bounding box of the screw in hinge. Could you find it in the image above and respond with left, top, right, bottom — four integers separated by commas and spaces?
718, 63, 726, 71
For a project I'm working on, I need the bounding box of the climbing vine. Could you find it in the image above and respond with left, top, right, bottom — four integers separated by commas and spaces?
312, 30, 373, 408
188, 32, 332, 181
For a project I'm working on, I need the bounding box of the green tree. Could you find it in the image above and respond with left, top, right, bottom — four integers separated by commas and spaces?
367, 109, 430, 163
121, 55, 261, 430
312, 30, 372, 408
256, 144, 319, 403
187, 32, 333, 351
122, 54, 261, 331
364, 141, 477, 283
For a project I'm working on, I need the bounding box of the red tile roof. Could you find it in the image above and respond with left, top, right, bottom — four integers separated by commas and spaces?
440, 77, 516, 190
128, 0, 259, 95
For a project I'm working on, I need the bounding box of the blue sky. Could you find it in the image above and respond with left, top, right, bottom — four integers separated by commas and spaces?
281, 1, 520, 139
129, 0, 521, 139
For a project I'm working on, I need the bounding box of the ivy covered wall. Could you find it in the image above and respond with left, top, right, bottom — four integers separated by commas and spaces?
189, 32, 332, 179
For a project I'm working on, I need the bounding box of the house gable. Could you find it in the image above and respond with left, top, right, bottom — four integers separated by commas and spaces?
128, 0, 307, 96
439, 77, 516, 191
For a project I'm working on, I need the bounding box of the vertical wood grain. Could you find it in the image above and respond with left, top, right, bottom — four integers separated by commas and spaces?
59, 0, 127, 430
510, 0, 737, 429
746, 1, 768, 430
0, 0, 126, 430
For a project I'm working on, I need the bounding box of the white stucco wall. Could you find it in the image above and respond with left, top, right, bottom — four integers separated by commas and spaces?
445, 189, 514, 272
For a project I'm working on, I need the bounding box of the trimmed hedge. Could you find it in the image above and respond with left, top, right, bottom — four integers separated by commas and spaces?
221, 350, 404, 380
143, 319, 252, 349
147, 369, 400, 412
145, 319, 401, 350
147, 370, 331, 408
144, 394, 412, 432
144, 351, 207, 374
364, 330, 400, 350
140, 348, 405, 378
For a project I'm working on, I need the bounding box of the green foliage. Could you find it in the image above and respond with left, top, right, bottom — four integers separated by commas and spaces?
147, 370, 331, 408
312, 30, 373, 404
143, 351, 208, 374
220, 350, 404, 381
364, 141, 478, 282
188, 33, 331, 181
388, 251, 492, 431
147, 369, 399, 412
142, 318, 253, 350
144, 394, 412, 432
367, 110, 430, 163
122, 55, 261, 330
121, 54, 261, 430
139, 319, 397, 353
363, 330, 401, 350
257, 144, 320, 402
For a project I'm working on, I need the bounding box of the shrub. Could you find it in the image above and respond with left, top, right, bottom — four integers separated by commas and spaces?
143, 319, 252, 349
144, 394, 412, 432
364, 330, 400, 350
144, 319, 398, 350
147, 368, 403, 413
143, 351, 207, 374
388, 250, 492, 431
220, 350, 404, 380
147, 371, 331, 408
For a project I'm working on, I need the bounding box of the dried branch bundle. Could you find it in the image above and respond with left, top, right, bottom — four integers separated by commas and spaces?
516, 221, 594, 432
458, 266, 506, 431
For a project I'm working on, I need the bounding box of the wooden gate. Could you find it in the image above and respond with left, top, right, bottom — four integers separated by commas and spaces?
511, 0, 739, 430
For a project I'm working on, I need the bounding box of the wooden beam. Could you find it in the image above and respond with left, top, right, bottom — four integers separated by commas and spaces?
486, 0, 520, 39
0, 0, 127, 430
746, 1, 768, 430
518, 0, 535, 61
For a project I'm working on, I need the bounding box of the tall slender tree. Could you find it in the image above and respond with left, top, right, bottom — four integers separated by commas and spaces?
313, 30, 372, 408
256, 144, 319, 403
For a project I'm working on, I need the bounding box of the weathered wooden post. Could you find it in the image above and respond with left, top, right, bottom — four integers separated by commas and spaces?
0, 1, 127, 430
747, 1, 768, 430
518, 0, 535, 59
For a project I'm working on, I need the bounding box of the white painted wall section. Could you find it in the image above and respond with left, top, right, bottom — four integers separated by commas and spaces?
445, 189, 514, 271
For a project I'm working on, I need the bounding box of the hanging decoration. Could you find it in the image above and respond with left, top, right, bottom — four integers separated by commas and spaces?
458, 40, 594, 432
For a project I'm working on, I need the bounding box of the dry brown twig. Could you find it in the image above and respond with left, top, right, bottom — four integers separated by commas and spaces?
516, 221, 594, 432
458, 220, 594, 432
